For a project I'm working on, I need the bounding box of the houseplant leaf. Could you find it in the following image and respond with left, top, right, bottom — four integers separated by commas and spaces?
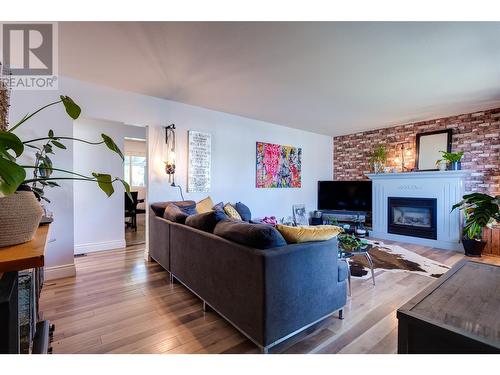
92, 173, 115, 197
101, 134, 124, 160
0, 158, 26, 196
60, 95, 81, 120
0, 131, 24, 157
51, 140, 66, 149
119, 178, 133, 201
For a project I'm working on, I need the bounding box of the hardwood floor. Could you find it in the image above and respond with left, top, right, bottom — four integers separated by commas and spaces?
39, 240, 496, 354
125, 214, 145, 246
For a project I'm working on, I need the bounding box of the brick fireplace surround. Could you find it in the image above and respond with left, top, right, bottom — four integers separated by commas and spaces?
333, 107, 500, 195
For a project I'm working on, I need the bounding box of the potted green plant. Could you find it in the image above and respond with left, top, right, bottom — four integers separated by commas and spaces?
338, 233, 368, 252
437, 151, 464, 171
0, 96, 130, 247
451, 193, 500, 257
368, 145, 387, 174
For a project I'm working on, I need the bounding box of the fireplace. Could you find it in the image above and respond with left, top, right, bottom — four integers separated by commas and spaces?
387, 197, 437, 240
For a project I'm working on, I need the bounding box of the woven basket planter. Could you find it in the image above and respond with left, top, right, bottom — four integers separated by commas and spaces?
0, 187, 44, 248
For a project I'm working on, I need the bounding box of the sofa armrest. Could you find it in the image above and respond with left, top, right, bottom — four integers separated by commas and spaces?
263, 237, 346, 345
148, 208, 171, 271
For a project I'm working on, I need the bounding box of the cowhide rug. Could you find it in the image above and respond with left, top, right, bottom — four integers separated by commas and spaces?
347, 240, 450, 279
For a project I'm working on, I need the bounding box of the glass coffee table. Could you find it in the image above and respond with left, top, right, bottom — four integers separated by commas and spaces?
338, 244, 376, 296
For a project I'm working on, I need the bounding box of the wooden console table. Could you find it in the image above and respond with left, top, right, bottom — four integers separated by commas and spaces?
0, 225, 52, 354
397, 259, 500, 353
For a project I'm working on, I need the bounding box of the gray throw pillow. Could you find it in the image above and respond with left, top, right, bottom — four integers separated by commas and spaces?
185, 210, 228, 233
163, 203, 189, 224
214, 220, 287, 249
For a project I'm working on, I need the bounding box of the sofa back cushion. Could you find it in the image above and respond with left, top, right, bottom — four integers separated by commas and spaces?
185, 210, 228, 233
163, 203, 190, 224
151, 200, 196, 217
214, 220, 287, 249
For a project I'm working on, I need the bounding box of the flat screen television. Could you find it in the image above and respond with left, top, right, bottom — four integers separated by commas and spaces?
318, 181, 372, 212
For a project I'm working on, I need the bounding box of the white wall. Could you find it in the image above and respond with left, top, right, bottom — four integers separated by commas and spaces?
73, 118, 146, 254
148, 115, 332, 220
9, 77, 332, 278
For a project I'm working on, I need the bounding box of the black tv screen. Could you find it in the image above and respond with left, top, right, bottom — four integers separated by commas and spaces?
318, 181, 372, 212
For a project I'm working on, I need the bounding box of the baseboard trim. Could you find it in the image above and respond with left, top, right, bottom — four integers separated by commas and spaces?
74, 239, 126, 255
45, 263, 76, 280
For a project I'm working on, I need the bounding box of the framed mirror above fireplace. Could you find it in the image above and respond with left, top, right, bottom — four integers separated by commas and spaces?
415, 129, 452, 171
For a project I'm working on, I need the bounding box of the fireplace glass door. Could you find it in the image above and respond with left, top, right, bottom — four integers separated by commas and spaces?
388, 197, 437, 240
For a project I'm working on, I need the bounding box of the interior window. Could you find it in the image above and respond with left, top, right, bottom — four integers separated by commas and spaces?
124, 155, 146, 187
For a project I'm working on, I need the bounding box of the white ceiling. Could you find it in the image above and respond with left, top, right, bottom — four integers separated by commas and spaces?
59, 22, 500, 136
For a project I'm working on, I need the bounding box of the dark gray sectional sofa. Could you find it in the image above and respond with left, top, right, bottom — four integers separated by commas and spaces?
149, 203, 348, 353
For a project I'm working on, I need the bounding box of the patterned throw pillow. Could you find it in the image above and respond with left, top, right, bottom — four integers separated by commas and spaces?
196, 196, 215, 213
223, 203, 242, 220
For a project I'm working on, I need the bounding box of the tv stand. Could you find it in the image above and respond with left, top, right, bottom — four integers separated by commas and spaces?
314, 210, 372, 237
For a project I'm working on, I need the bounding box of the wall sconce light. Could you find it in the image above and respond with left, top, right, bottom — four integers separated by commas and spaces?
164, 124, 176, 184
164, 123, 184, 201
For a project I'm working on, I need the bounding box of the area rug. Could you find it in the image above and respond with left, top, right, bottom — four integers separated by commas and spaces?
347, 240, 450, 279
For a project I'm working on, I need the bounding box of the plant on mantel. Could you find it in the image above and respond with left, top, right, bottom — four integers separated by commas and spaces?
0, 95, 130, 247
436, 151, 464, 171
368, 145, 387, 173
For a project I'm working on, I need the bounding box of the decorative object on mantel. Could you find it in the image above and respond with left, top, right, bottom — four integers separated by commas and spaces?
0, 96, 129, 248
188, 130, 211, 193
437, 151, 464, 171
415, 129, 452, 171
451, 193, 500, 257
256, 142, 302, 188
368, 145, 387, 173
394, 142, 412, 172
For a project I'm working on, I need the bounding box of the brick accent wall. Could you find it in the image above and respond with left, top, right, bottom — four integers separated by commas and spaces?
333, 107, 500, 195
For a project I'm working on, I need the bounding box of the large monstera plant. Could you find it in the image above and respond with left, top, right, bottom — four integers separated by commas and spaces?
0, 95, 130, 200
451, 192, 500, 257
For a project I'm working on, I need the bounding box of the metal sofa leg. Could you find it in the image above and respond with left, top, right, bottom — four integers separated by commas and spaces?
338, 309, 344, 320
260, 346, 269, 354
169, 273, 174, 283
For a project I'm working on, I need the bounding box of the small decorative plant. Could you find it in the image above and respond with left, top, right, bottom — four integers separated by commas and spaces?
368, 145, 387, 173
438, 151, 464, 163
338, 233, 367, 252
0, 96, 130, 200
451, 192, 500, 256
437, 151, 464, 171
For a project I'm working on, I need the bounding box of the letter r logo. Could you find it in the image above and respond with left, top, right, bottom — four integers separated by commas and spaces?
2, 23, 53, 76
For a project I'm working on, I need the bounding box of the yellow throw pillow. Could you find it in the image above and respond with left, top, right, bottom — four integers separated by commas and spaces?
223, 203, 242, 220
275, 224, 343, 244
196, 196, 215, 213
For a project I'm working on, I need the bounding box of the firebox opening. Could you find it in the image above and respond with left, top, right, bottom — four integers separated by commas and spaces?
388, 197, 437, 240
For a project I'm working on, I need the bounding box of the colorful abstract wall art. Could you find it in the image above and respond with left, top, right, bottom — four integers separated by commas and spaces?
256, 142, 302, 188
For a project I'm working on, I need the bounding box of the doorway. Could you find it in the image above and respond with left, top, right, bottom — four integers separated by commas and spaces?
124, 138, 147, 246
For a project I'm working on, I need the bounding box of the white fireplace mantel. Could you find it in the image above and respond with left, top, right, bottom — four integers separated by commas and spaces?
366, 171, 471, 251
